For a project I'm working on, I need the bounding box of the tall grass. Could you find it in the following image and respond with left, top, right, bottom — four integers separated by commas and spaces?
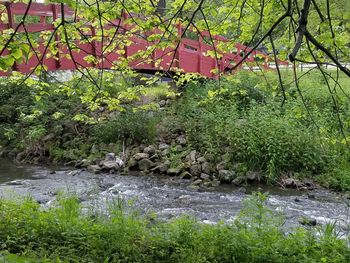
0, 194, 349, 262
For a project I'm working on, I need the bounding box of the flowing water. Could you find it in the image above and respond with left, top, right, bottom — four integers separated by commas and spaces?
0, 159, 349, 234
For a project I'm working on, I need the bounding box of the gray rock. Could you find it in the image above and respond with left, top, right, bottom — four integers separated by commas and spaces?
143, 145, 156, 155
158, 143, 170, 151
197, 157, 206, 164
190, 164, 202, 177
231, 176, 244, 186
218, 170, 235, 184
159, 100, 167, 107
75, 159, 89, 168
201, 162, 212, 174
282, 178, 303, 189
102, 160, 119, 170
134, 152, 150, 161
161, 149, 169, 157
152, 162, 170, 173
246, 171, 260, 182
167, 167, 182, 176
138, 158, 155, 171
200, 173, 210, 180
189, 150, 197, 162
180, 171, 192, 180
211, 179, 220, 187
105, 153, 116, 161
87, 165, 101, 174
176, 135, 187, 146
216, 161, 226, 171
192, 179, 202, 186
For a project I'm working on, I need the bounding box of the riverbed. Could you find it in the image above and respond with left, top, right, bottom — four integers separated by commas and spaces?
0, 159, 349, 234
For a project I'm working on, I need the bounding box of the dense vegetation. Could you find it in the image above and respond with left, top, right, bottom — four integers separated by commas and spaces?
1, 194, 349, 262
1, 69, 350, 190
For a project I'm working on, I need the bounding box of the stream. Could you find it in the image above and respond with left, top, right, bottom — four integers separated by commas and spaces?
0, 159, 349, 234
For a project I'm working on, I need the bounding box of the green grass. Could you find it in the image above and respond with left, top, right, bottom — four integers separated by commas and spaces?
0, 194, 349, 262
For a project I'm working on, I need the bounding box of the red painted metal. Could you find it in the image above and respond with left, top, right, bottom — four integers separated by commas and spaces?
0, 2, 288, 78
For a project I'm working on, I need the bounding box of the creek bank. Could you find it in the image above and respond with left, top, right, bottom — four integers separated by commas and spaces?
67, 131, 320, 193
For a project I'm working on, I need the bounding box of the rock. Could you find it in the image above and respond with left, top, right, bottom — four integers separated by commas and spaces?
158, 143, 170, 151
176, 135, 187, 146
185, 150, 197, 162
201, 162, 212, 174
115, 157, 124, 167
308, 193, 315, 199
87, 165, 101, 174
218, 170, 235, 184
167, 167, 182, 176
299, 217, 317, 226
159, 100, 166, 107
216, 161, 226, 171
246, 171, 260, 182
138, 158, 155, 171
180, 171, 192, 180
133, 152, 149, 161
282, 178, 303, 189
161, 149, 169, 157
127, 158, 138, 169
101, 160, 119, 170
231, 176, 244, 186
197, 157, 206, 164
200, 173, 210, 180
143, 145, 156, 155
153, 162, 170, 173
192, 179, 202, 186
211, 179, 220, 187
105, 153, 116, 161
294, 197, 301, 202
237, 187, 247, 194
190, 164, 202, 177
75, 159, 89, 168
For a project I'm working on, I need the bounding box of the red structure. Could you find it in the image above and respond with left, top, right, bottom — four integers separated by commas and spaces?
0, 2, 287, 78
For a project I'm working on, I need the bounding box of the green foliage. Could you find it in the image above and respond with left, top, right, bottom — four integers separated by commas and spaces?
92, 109, 160, 145
168, 71, 350, 187
0, 195, 349, 262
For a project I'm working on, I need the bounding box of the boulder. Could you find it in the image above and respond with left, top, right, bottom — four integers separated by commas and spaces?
218, 170, 235, 184
158, 143, 170, 151
246, 171, 260, 183
87, 165, 102, 174
143, 145, 156, 155
216, 161, 226, 171
159, 100, 166, 107
180, 171, 192, 180
133, 152, 150, 161
152, 161, 170, 173
105, 152, 116, 161
167, 167, 182, 176
192, 179, 202, 186
201, 162, 212, 174
197, 157, 206, 164
176, 135, 187, 146
190, 164, 202, 177
200, 173, 210, 181
138, 158, 155, 171
231, 176, 244, 186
